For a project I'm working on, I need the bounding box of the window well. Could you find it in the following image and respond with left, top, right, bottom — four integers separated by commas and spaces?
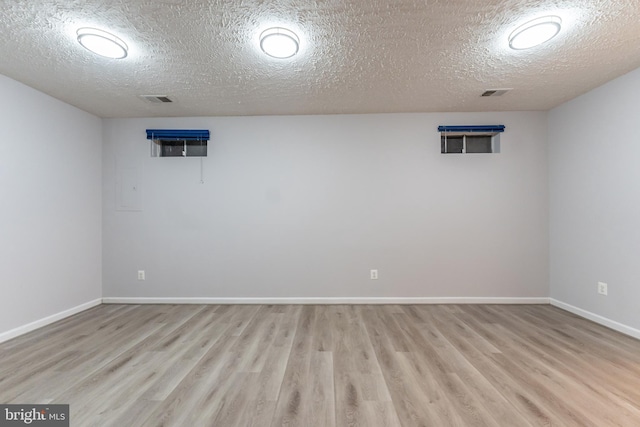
146, 129, 210, 157
438, 125, 505, 154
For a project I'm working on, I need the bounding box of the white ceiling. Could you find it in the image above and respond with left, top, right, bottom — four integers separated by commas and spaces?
1, 0, 639, 118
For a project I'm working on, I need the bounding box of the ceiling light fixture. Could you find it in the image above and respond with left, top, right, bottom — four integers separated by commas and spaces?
77, 28, 128, 59
508, 16, 562, 50
259, 27, 299, 59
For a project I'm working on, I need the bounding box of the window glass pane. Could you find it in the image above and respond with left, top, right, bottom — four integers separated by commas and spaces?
160, 141, 185, 157
441, 136, 463, 153
155, 140, 208, 157
186, 140, 207, 157
466, 136, 492, 153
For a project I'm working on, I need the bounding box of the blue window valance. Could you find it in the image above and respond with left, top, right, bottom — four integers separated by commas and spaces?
438, 125, 505, 133
146, 129, 210, 141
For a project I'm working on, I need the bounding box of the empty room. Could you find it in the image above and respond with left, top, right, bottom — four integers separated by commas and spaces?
1, 1, 639, 426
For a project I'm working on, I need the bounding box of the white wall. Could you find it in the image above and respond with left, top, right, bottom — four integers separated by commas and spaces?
103, 112, 548, 300
0, 74, 102, 336
549, 67, 640, 331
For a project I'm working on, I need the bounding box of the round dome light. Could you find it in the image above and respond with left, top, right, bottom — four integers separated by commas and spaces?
77, 28, 128, 59
259, 27, 299, 59
508, 16, 562, 50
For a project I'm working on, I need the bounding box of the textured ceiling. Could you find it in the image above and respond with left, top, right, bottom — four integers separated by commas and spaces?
1, 0, 639, 117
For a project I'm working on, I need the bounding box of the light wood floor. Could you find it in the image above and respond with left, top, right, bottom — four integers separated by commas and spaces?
1, 304, 639, 426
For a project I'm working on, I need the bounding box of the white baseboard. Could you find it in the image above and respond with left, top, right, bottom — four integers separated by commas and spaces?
0, 298, 102, 344
550, 299, 640, 340
102, 296, 550, 305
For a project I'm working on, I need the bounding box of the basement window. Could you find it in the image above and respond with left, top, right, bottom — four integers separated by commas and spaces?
153, 139, 207, 157
146, 129, 210, 157
439, 125, 505, 154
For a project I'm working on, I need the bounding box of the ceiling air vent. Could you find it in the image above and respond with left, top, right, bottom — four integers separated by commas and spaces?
139, 95, 173, 103
481, 88, 512, 97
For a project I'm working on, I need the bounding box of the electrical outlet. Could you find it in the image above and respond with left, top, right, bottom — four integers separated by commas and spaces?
138, 270, 146, 281
597, 281, 608, 296
370, 269, 378, 280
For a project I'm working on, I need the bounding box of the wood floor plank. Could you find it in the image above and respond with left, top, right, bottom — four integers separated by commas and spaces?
426, 308, 556, 425
0, 303, 639, 426
483, 317, 640, 425
418, 312, 535, 426
0, 306, 178, 404
381, 308, 500, 427
362, 306, 458, 426
270, 305, 328, 427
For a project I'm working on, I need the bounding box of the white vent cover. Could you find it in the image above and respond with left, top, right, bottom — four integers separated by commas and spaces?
481, 88, 512, 97
139, 95, 173, 103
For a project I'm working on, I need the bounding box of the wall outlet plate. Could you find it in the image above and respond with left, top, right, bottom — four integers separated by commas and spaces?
370, 269, 378, 280
597, 281, 608, 295
138, 270, 146, 281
